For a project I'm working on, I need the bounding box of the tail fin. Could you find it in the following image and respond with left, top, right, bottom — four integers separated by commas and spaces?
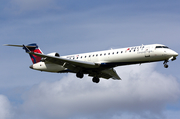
25, 43, 43, 64
4, 43, 43, 64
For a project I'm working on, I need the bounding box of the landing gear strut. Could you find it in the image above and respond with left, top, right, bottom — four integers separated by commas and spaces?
163, 60, 169, 68
76, 72, 84, 78
92, 77, 100, 83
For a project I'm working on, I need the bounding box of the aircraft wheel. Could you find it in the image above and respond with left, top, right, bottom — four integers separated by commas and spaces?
76, 72, 84, 78
163, 60, 169, 68
92, 77, 100, 83
164, 64, 168, 68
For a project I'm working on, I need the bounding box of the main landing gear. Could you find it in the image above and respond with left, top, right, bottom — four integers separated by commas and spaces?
92, 77, 100, 83
76, 72, 84, 78
163, 60, 168, 68
76, 72, 100, 83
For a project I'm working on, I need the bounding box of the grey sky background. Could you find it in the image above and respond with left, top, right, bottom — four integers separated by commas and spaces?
1, 0, 180, 119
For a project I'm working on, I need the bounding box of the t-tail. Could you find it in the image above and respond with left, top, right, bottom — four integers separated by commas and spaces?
4, 43, 43, 64
25, 43, 43, 64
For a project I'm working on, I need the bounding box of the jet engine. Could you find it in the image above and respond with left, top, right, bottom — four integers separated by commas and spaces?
47, 52, 60, 57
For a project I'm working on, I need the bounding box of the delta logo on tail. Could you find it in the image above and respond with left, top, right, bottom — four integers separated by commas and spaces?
26, 43, 43, 64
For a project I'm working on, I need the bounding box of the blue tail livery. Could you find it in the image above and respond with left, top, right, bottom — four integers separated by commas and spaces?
25, 43, 43, 64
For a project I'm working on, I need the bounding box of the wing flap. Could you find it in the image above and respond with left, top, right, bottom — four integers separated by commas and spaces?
101, 68, 121, 80
88, 68, 121, 80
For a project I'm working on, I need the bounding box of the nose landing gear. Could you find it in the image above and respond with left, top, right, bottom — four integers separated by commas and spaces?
163, 60, 168, 68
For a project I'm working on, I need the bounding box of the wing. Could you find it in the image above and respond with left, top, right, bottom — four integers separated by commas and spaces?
23, 45, 100, 68
23, 45, 121, 80
101, 68, 121, 80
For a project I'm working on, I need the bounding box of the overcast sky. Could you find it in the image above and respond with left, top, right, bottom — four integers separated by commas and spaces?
1, 0, 180, 119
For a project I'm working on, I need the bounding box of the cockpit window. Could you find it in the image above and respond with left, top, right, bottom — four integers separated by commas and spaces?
162, 46, 169, 48
156, 46, 162, 48
156, 46, 169, 49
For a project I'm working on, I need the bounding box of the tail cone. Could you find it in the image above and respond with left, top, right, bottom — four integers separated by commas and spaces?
29, 65, 33, 69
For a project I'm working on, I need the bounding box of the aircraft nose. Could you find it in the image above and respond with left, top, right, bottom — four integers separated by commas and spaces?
173, 51, 178, 57
168, 49, 178, 57
29, 65, 33, 69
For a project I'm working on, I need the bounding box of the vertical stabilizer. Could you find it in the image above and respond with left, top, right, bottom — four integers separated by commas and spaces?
25, 43, 43, 64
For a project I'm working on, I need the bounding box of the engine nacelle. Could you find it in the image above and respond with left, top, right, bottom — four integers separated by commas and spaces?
47, 52, 60, 57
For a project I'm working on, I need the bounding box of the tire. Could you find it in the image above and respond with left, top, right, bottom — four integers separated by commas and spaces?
92, 77, 100, 83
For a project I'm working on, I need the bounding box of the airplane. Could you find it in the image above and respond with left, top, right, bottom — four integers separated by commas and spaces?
5, 43, 178, 83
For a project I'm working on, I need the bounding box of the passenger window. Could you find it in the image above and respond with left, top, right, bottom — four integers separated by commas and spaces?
117, 52, 118, 54
121, 51, 123, 53
100, 54, 102, 56
96, 54, 98, 56
104, 53, 106, 55
108, 53, 110, 55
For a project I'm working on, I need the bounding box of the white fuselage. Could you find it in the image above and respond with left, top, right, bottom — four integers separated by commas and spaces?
31, 44, 178, 72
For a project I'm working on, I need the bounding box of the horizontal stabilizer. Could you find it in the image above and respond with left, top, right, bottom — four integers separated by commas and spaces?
4, 44, 36, 48
5, 43, 43, 64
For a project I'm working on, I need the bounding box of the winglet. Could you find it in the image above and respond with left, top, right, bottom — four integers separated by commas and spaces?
23, 44, 31, 53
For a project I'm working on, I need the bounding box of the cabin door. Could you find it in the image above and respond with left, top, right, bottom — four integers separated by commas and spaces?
145, 47, 150, 57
